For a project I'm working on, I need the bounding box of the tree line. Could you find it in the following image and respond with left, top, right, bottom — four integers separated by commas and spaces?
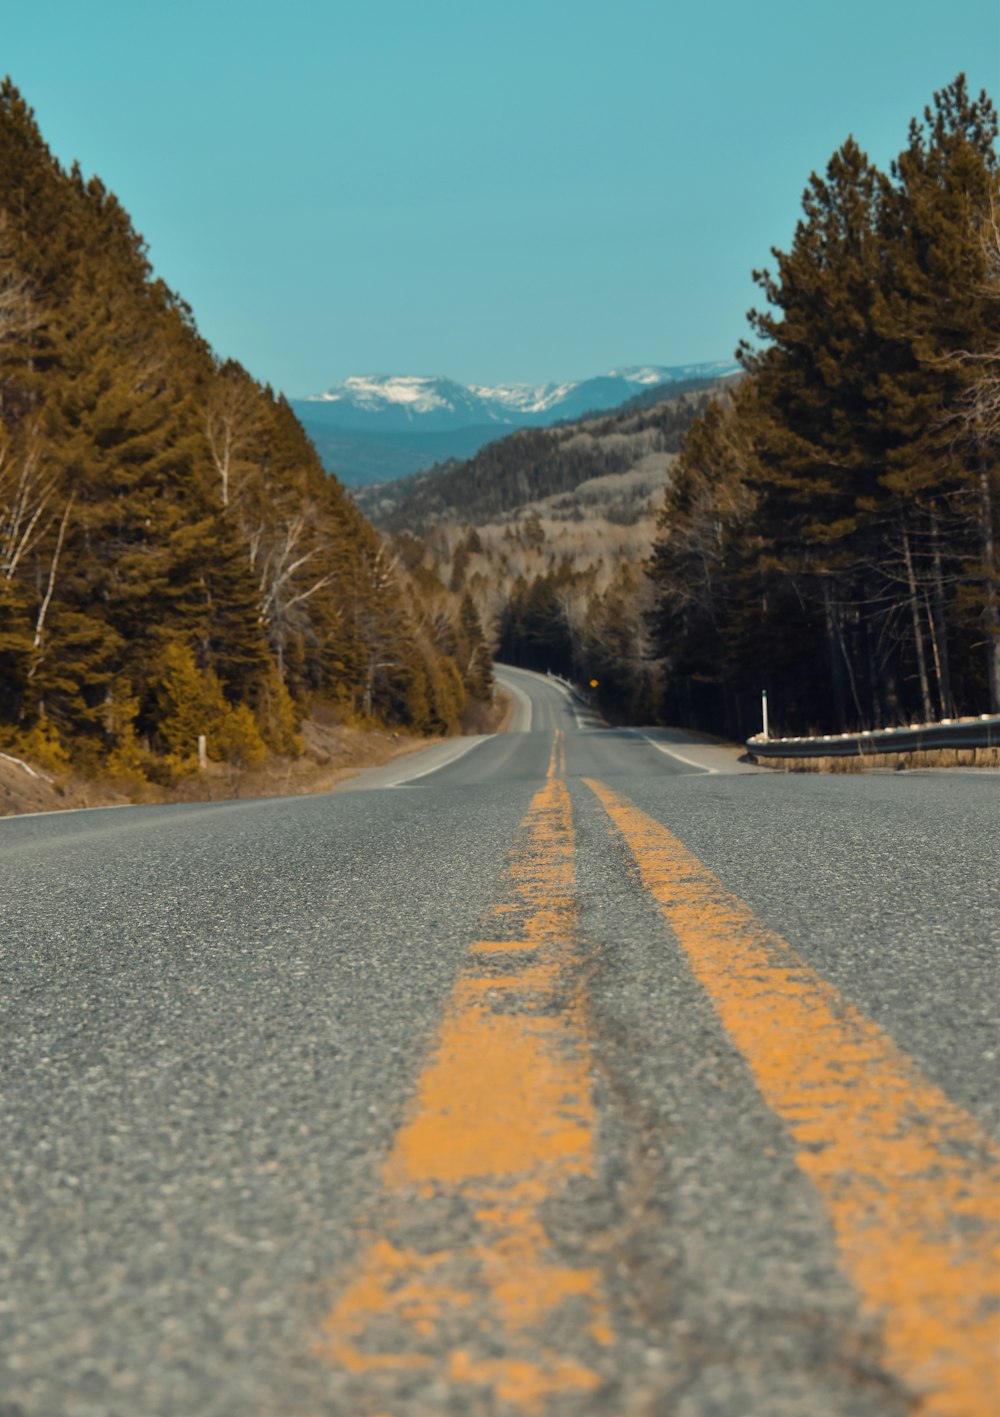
648, 76, 1000, 739
0, 79, 491, 780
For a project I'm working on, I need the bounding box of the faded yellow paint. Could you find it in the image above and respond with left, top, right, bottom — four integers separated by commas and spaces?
468, 939, 539, 954
586, 776, 1000, 1417
319, 777, 611, 1412
546, 728, 566, 779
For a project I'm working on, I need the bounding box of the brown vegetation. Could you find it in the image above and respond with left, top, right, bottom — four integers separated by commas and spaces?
750, 746, 1000, 772
0, 688, 515, 819
0, 718, 427, 816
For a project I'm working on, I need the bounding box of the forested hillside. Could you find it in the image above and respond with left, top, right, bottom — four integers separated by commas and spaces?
366, 382, 719, 723
357, 381, 715, 532
0, 80, 489, 781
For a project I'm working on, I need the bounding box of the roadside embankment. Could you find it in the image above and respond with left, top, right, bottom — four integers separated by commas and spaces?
0, 697, 509, 818
749, 745, 1000, 772
0, 725, 432, 818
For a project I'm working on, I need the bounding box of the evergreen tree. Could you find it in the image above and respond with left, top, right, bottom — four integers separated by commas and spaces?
457, 591, 493, 699
740, 137, 894, 728
876, 77, 1000, 710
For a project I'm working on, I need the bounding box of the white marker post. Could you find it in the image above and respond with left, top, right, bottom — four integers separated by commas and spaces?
761, 689, 769, 740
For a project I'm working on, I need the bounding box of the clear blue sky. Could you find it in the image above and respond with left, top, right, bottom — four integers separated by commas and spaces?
4, 0, 997, 395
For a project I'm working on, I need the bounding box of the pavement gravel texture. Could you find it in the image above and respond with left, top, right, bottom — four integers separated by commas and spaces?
0, 664, 996, 1416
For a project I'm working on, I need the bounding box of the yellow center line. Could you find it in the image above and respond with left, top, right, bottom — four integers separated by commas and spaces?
585, 776, 1000, 1417
318, 777, 611, 1413
545, 727, 565, 779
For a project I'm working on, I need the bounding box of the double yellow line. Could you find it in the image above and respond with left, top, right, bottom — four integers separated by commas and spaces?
320, 762, 1000, 1415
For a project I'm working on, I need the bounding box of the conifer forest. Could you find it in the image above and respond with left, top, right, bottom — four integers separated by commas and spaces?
0, 80, 491, 782
650, 76, 1000, 738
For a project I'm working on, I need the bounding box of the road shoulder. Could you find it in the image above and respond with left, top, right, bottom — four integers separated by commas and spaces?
634, 727, 760, 775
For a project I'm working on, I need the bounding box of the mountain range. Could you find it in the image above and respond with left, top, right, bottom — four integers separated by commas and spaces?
354, 376, 721, 534
290, 363, 738, 485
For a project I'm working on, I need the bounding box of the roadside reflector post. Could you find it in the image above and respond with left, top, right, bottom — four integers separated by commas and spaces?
197, 734, 208, 770
761, 689, 769, 740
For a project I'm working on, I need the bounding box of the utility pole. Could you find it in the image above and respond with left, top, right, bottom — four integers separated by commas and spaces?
761, 689, 769, 740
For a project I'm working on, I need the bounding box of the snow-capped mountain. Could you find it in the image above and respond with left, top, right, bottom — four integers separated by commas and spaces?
305, 375, 494, 427
289, 361, 739, 485
296, 363, 737, 434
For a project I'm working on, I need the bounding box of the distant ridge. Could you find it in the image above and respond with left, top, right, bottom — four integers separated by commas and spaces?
353, 375, 727, 533
290, 362, 738, 485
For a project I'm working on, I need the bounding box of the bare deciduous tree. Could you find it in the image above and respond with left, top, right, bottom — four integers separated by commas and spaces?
0, 431, 57, 581
251, 511, 333, 673
205, 364, 267, 509
28, 493, 75, 675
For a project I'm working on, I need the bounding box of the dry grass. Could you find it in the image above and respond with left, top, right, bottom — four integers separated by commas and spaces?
0, 692, 518, 819
751, 746, 1000, 773
0, 721, 435, 818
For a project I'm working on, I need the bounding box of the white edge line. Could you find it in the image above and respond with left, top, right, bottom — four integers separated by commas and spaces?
0, 801, 137, 822
638, 732, 719, 775
386, 734, 493, 787
497, 675, 533, 733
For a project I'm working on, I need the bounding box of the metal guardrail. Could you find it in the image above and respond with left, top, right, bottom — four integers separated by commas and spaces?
546, 671, 590, 706
747, 715, 1000, 759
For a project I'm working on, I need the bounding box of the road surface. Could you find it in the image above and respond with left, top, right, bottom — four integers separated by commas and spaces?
1, 664, 997, 1416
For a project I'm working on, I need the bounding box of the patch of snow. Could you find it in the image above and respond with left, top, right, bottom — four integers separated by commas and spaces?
472, 381, 576, 413
608, 366, 672, 384
609, 362, 740, 384
339, 375, 457, 413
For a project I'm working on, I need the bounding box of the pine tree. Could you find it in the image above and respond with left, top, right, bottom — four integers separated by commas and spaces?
876, 77, 1000, 710
458, 591, 493, 699
741, 137, 894, 728
648, 390, 762, 734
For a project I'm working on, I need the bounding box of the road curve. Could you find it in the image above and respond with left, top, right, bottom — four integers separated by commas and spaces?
1, 666, 997, 1416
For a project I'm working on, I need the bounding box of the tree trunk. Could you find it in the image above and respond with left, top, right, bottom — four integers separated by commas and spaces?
901, 523, 934, 721
928, 510, 954, 717
821, 580, 848, 731
978, 464, 1000, 712
27, 495, 73, 679
835, 605, 866, 727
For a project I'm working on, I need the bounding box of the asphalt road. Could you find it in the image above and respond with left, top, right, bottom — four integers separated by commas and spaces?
1, 664, 997, 1417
